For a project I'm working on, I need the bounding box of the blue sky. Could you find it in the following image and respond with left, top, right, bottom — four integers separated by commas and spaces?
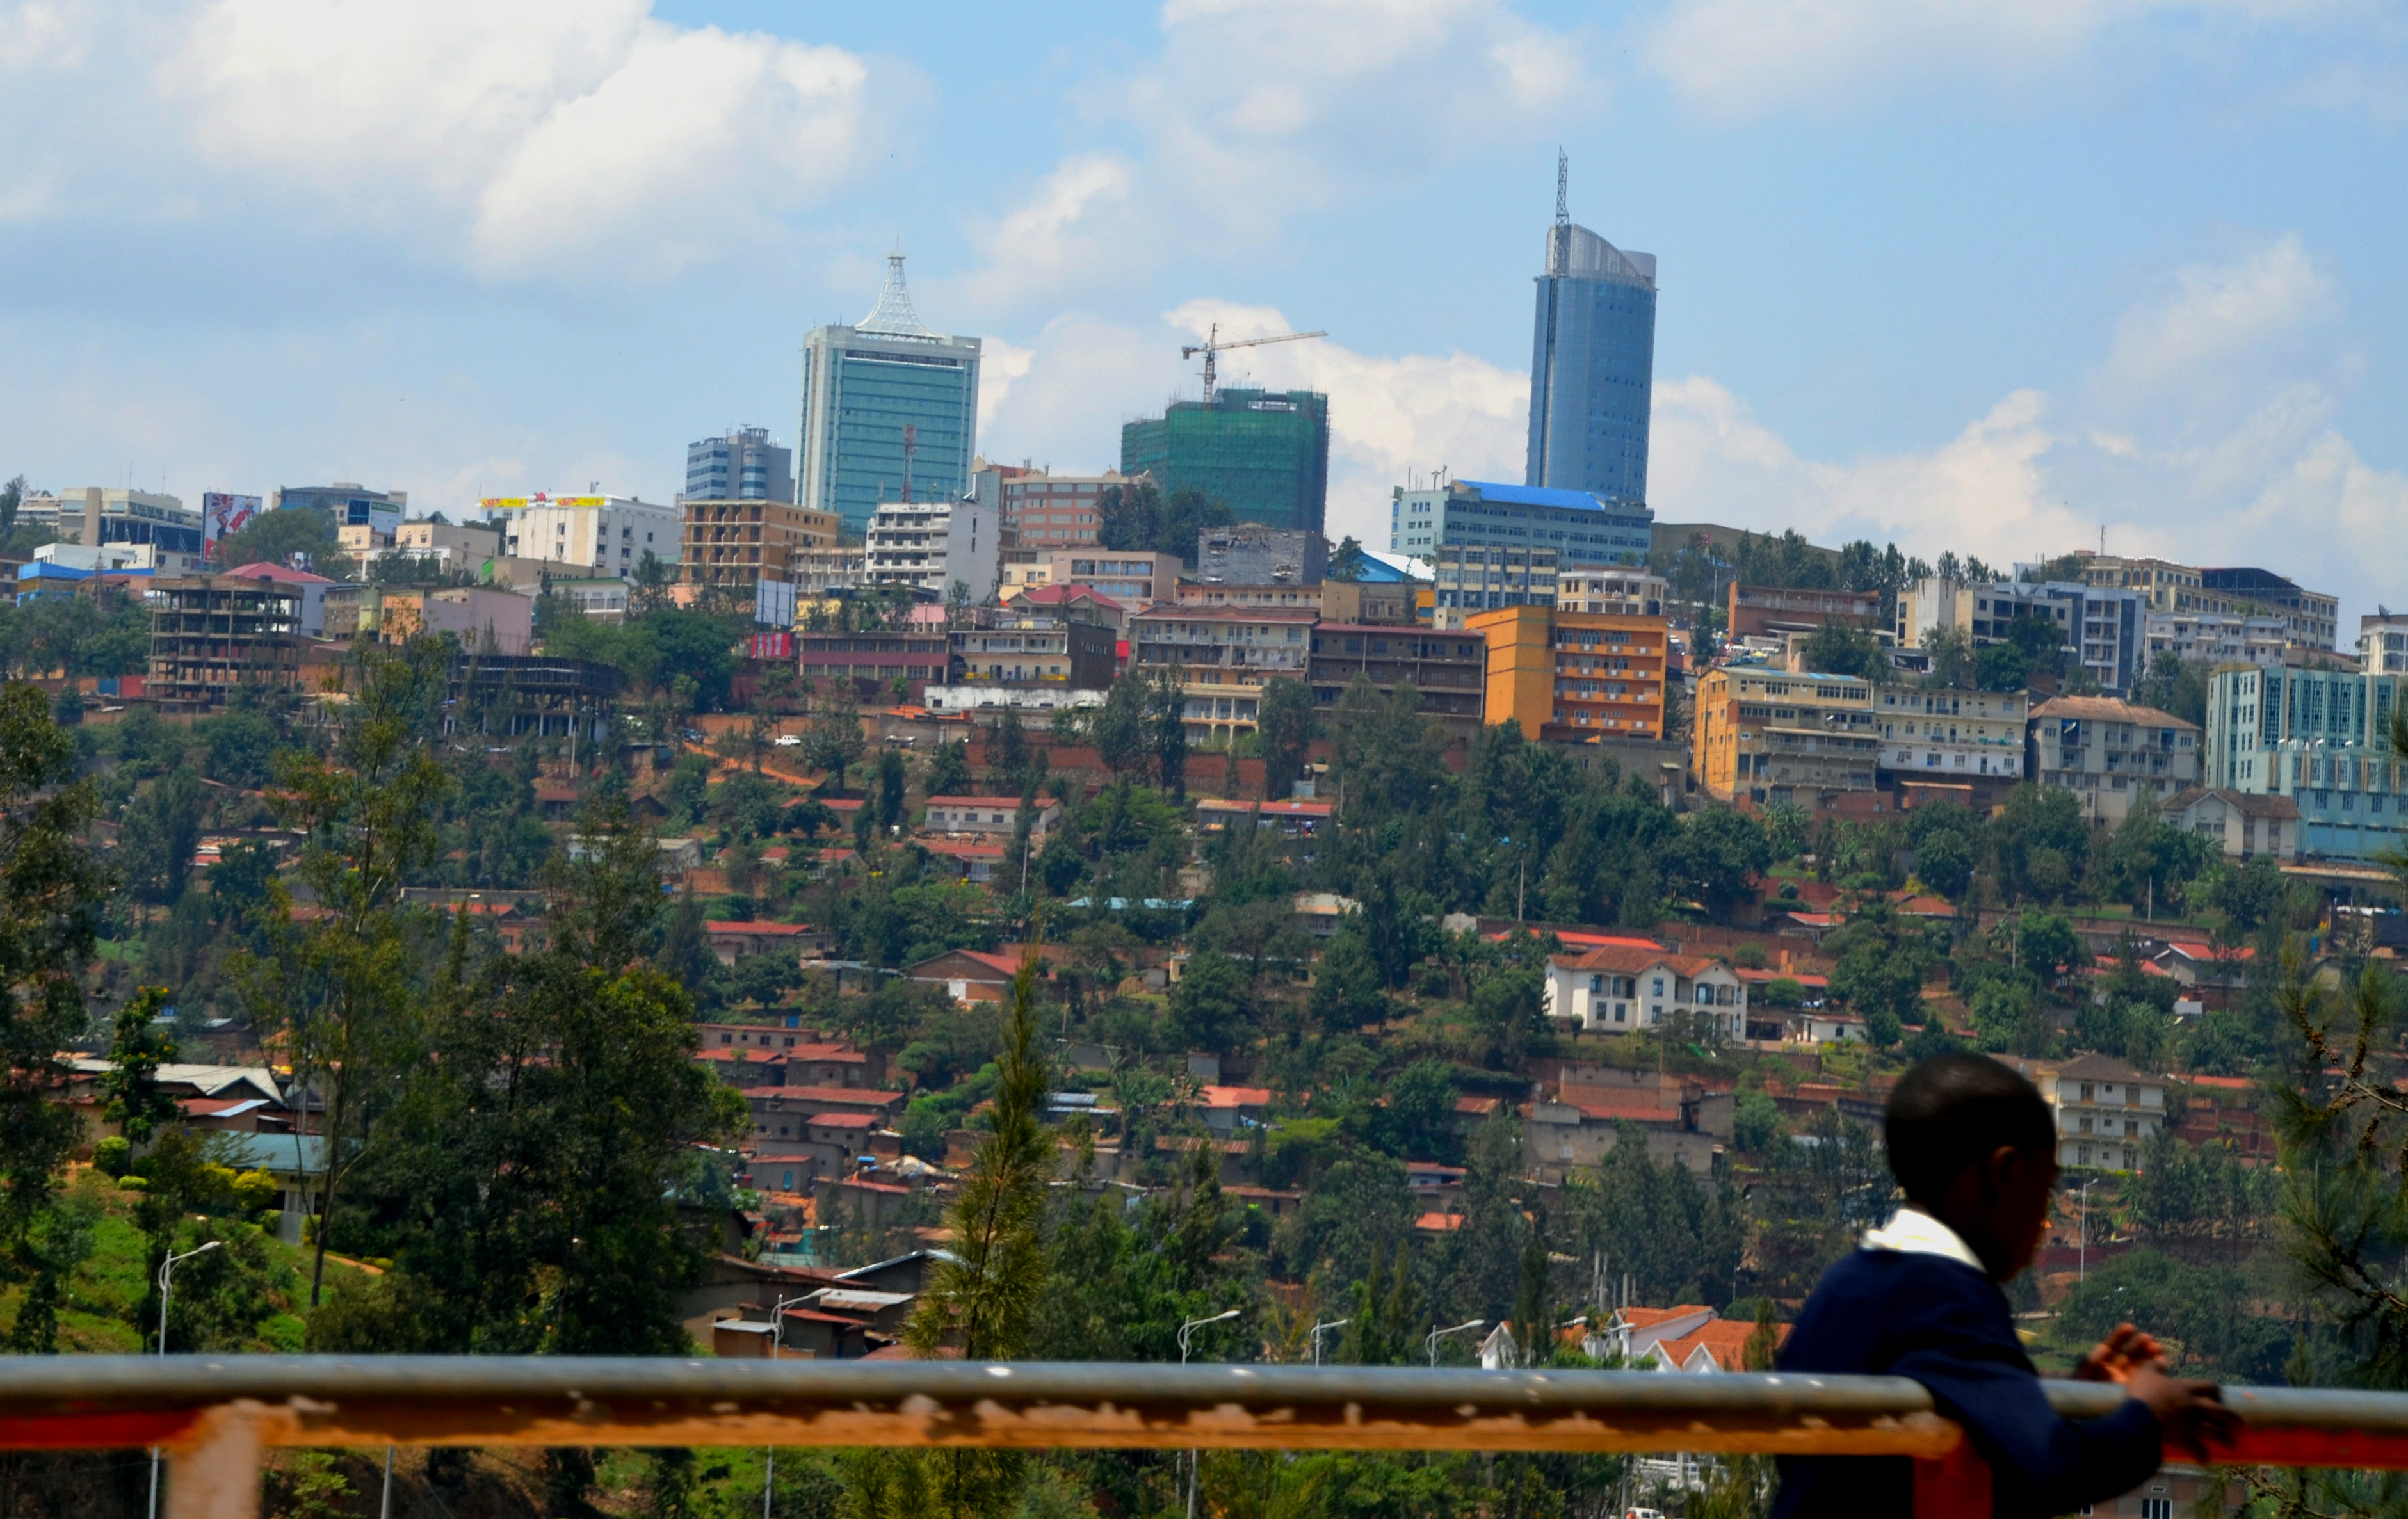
3, 0, 2403, 627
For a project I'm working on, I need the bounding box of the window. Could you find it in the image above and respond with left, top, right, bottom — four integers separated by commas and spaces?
2140, 1501, 2172, 1519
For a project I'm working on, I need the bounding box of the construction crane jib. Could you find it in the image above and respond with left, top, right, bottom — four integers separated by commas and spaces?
1181, 324, 1327, 405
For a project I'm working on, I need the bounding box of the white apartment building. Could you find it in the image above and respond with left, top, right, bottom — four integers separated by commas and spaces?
2145, 611, 2288, 670
2360, 614, 2408, 676
2034, 1054, 2164, 1172
1872, 684, 2028, 780
485, 494, 678, 581
864, 497, 996, 603
1556, 567, 1667, 616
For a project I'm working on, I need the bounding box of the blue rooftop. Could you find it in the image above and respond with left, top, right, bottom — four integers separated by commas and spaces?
1455, 480, 1645, 514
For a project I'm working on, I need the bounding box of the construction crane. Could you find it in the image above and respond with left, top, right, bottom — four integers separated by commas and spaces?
1182, 323, 1326, 405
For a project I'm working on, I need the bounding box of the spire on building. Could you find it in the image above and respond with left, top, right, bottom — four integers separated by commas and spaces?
857, 251, 943, 340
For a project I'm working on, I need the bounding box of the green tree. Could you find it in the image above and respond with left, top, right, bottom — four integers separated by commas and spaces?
1799, 616, 1885, 680
101, 986, 181, 1145
330, 811, 744, 1354
1090, 673, 1151, 781
242, 641, 452, 1305
211, 506, 355, 577
1663, 806, 1770, 919
877, 747, 909, 832
1149, 667, 1188, 800
117, 768, 207, 908
1822, 899, 1935, 1041
1309, 929, 1390, 1035
804, 680, 867, 791
0, 684, 108, 1344
925, 739, 971, 799
902, 940, 1056, 1516
1329, 536, 1366, 581
1916, 829, 1975, 901
1256, 675, 1314, 803
1169, 948, 1248, 1052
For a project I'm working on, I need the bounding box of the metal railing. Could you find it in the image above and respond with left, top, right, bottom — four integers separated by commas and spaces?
10, 1358, 2408, 1519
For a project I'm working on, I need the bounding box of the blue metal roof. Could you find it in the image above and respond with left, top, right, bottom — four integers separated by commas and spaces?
1454, 480, 1645, 514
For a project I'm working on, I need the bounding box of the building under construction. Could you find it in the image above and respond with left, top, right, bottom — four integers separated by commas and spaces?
442, 654, 622, 751
1120, 389, 1330, 536
146, 575, 307, 711
681, 499, 841, 590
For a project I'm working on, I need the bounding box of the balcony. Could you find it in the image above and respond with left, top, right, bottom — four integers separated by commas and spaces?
13, 1358, 2408, 1519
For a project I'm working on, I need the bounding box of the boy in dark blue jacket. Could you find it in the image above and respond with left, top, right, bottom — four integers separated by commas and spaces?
1773, 1052, 2235, 1519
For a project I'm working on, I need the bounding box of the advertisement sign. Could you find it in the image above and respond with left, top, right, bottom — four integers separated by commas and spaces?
749, 631, 795, 660
200, 493, 261, 562
480, 494, 610, 511
754, 577, 797, 629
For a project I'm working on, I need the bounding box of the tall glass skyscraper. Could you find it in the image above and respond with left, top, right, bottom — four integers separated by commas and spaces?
1526, 218, 1656, 504
798, 254, 981, 534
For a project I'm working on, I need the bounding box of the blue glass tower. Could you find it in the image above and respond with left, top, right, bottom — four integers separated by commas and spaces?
798, 254, 981, 534
1526, 216, 1656, 504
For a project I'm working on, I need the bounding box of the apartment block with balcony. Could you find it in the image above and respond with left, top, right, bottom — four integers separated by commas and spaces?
1896, 577, 2146, 694
2027, 696, 2199, 824
2036, 1054, 2164, 1172
1127, 605, 1316, 745
1871, 684, 2028, 783
681, 499, 839, 590
1555, 568, 1666, 617
2359, 614, 2408, 675
987, 467, 1137, 550
864, 497, 996, 604
1307, 623, 1486, 743
922, 615, 1117, 714
1469, 606, 1669, 744
1693, 669, 1878, 805
2144, 611, 2290, 670
1430, 545, 1559, 625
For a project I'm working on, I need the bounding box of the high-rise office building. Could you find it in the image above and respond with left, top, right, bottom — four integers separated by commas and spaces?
1120, 389, 1330, 535
798, 253, 982, 534
686, 427, 794, 504
1525, 177, 1657, 504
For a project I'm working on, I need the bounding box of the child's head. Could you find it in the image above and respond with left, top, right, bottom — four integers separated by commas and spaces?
1886, 1052, 2060, 1279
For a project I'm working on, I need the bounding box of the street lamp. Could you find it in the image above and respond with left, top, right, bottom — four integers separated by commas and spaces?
761, 1292, 814, 1519
2076, 1178, 2099, 1283
1426, 1319, 1485, 1368
1309, 1318, 1350, 1367
147, 1239, 222, 1519
1179, 1310, 1241, 1519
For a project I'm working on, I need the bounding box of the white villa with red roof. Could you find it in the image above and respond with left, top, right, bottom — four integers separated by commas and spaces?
1542, 944, 1748, 1036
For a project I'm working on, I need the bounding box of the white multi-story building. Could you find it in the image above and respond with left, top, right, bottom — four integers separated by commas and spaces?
1871, 684, 2028, 781
483, 494, 678, 581
1556, 567, 1667, 616
2145, 611, 2288, 669
2028, 695, 2200, 824
864, 497, 996, 604
2359, 614, 2408, 676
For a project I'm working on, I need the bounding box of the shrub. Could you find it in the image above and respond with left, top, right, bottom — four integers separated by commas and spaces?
93, 1136, 133, 1178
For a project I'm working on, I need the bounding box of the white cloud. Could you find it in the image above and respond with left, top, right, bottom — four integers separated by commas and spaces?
960, 153, 1136, 308
2101, 232, 2332, 399
1645, 0, 2328, 118
1647, 234, 2408, 623
958, 0, 1586, 310
162, 0, 878, 277
0, 1, 84, 68
977, 336, 1037, 436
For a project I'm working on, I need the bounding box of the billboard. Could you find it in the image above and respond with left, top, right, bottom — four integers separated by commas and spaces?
480, 494, 610, 511
200, 494, 261, 562
754, 577, 797, 629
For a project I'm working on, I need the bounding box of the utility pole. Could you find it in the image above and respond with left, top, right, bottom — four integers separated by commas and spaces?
149, 1240, 222, 1519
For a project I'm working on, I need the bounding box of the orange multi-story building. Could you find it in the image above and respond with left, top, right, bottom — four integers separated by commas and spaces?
1467, 606, 1669, 743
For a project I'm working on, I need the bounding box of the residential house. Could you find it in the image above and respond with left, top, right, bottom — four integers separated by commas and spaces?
922, 795, 1062, 840
2160, 788, 2300, 862
2033, 1053, 2167, 1171
704, 920, 828, 963
1540, 945, 1747, 1038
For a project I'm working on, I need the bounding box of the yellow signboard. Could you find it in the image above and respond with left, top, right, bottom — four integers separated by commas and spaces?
480, 495, 610, 510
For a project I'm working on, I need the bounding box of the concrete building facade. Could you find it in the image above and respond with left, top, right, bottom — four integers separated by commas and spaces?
863, 497, 996, 604
1389, 478, 1651, 567
1307, 622, 1487, 742
1471, 605, 1669, 744
1693, 669, 1878, 805
681, 499, 839, 590
686, 426, 794, 504
486, 495, 679, 581
1195, 526, 1326, 586
2203, 663, 2408, 863
1872, 684, 2028, 784
1127, 604, 1316, 745
2026, 696, 2201, 825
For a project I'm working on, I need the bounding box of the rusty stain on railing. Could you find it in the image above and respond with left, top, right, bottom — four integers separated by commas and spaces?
8, 1359, 2408, 1519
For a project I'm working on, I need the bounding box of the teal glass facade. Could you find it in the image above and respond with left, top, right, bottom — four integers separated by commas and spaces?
797, 257, 981, 534
1526, 223, 1656, 504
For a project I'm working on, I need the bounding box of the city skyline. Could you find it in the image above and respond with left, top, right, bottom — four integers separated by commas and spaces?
0, 0, 2402, 623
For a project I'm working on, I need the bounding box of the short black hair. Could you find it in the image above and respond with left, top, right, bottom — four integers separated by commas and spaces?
1885, 1052, 2056, 1203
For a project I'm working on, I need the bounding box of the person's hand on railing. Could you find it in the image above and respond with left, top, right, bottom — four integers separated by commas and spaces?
2126, 1362, 2243, 1462
2073, 1322, 2167, 1383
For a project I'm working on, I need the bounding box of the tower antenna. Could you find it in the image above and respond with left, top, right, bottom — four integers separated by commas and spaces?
1555, 149, 1569, 228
